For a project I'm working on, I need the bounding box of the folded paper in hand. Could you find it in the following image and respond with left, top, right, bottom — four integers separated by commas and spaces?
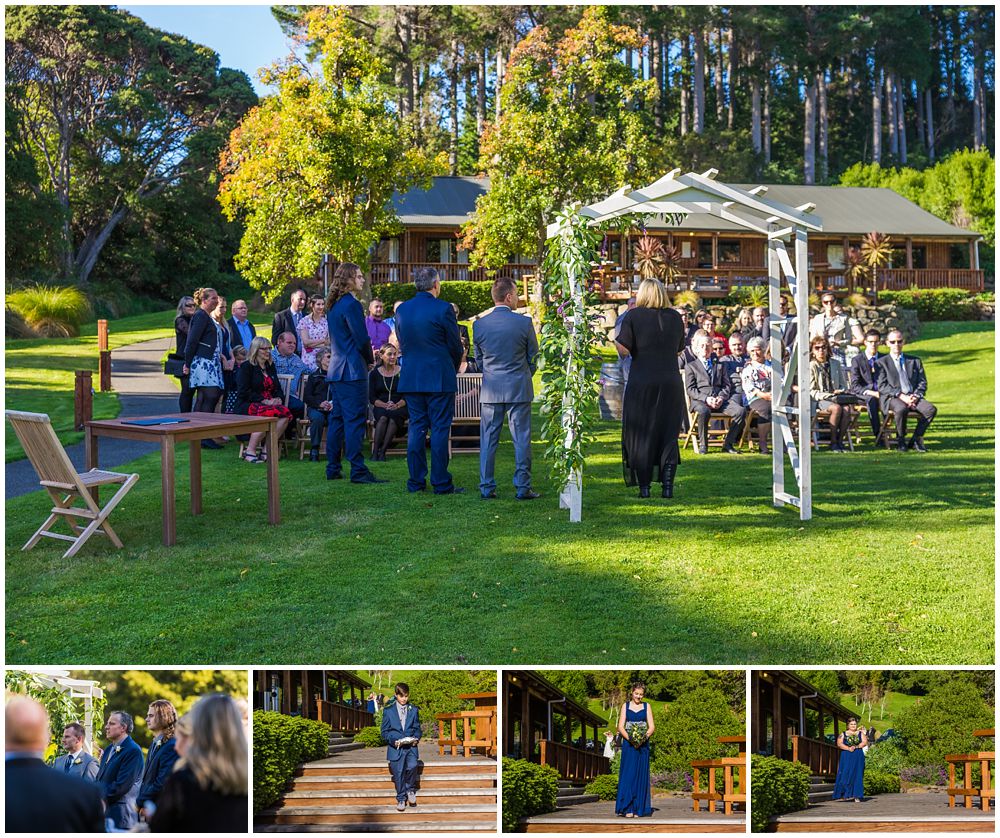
396, 736, 419, 746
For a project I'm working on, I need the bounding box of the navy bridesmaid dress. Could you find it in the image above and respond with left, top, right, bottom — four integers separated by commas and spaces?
615, 702, 652, 816
832, 733, 865, 800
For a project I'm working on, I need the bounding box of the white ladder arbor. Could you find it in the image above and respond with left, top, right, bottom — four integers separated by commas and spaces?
547, 168, 823, 521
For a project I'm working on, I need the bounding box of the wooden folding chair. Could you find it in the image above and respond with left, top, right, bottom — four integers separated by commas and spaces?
5, 411, 139, 559
450, 373, 483, 455
681, 387, 732, 452
875, 407, 897, 447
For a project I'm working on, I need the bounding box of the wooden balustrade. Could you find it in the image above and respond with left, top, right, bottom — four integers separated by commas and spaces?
692, 756, 746, 815
369, 261, 532, 285
812, 268, 984, 293
537, 739, 609, 783
436, 709, 497, 757
315, 699, 373, 733
790, 735, 840, 778
946, 751, 995, 812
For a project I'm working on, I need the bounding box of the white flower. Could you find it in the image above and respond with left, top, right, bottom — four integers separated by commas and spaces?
114, 745, 121, 753
73, 757, 82, 765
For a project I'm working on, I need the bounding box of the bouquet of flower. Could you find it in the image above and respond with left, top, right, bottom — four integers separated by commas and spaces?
843, 733, 862, 748
625, 722, 648, 748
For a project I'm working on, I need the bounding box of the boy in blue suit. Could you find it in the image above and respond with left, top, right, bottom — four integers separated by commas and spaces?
137, 700, 180, 819
95, 710, 144, 829
380, 683, 422, 811
395, 267, 465, 494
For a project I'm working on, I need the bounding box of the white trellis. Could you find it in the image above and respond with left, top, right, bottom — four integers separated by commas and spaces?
546, 168, 823, 521
15, 667, 104, 749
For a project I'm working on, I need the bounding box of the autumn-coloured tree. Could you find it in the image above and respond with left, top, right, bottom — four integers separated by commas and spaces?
218, 7, 443, 300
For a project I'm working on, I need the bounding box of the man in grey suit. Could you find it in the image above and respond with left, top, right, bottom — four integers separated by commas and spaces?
473, 278, 540, 500
53, 722, 99, 780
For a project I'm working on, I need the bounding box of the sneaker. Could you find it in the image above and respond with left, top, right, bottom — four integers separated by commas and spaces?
396, 801, 406, 812
910, 437, 928, 453
407, 791, 416, 806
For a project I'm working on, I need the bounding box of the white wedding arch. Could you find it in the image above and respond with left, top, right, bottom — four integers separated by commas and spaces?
546, 168, 823, 522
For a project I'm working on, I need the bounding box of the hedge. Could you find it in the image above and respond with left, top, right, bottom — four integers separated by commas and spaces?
353, 725, 385, 747
501, 757, 559, 832
878, 288, 978, 321
370, 280, 495, 318
584, 772, 619, 800
253, 711, 330, 813
864, 769, 901, 796
750, 754, 809, 833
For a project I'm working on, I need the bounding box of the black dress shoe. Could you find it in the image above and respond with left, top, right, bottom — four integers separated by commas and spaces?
638, 485, 651, 499
722, 446, 742, 455
481, 491, 498, 500
435, 486, 466, 495
910, 438, 928, 452
352, 474, 388, 484
201, 439, 223, 450
515, 490, 541, 501
309, 448, 319, 462
327, 472, 343, 480
896, 440, 908, 452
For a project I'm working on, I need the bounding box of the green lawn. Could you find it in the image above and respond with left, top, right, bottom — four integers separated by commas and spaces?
4, 322, 994, 665
835, 691, 918, 733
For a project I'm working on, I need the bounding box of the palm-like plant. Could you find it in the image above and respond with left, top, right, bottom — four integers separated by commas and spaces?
860, 232, 893, 303
661, 244, 683, 283
633, 234, 665, 280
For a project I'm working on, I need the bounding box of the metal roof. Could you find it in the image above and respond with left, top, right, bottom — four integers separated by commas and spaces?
392, 177, 979, 239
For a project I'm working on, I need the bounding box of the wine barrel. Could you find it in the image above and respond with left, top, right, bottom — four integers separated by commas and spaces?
598, 362, 625, 421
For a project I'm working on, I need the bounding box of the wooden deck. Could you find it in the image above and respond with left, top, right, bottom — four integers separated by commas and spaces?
770, 790, 996, 832
522, 792, 745, 833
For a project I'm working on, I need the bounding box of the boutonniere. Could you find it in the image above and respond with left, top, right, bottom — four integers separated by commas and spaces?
114, 745, 122, 753
72, 757, 82, 765
153, 740, 161, 748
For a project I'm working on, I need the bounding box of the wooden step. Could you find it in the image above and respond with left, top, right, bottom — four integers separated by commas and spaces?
280, 788, 497, 807
327, 742, 366, 755
291, 774, 495, 791
555, 793, 601, 807
259, 804, 497, 825
256, 821, 497, 832
297, 760, 495, 777
524, 821, 745, 833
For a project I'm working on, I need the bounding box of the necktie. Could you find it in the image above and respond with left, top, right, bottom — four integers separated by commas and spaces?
898, 357, 912, 394
64, 756, 72, 773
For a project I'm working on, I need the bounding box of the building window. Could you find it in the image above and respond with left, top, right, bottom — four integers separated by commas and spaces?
425, 238, 452, 263
911, 246, 927, 269
680, 240, 694, 259
949, 243, 970, 269
697, 240, 713, 268
718, 240, 741, 264
827, 245, 845, 269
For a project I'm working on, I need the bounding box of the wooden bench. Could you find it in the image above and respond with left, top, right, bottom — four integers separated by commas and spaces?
946, 749, 995, 812
450, 372, 482, 454
436, 709, 497, 757
692, 755, 746, 815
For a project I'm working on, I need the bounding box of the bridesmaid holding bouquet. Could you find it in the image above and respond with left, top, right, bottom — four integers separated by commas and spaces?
615, 683, 655, 818
832, 718, 867, 802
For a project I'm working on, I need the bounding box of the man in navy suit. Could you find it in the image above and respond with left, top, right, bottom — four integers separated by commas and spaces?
326, 262, 386, 484
96, 709, 144, 829
474, 278, 540, 500
137, 700, 180, 819
876, 328, 937, 452
52, 721, 99, 780
6, 697, 105, 832
380, 683, 422, 812
395, 267, 465, 494
849, 329, 884, 441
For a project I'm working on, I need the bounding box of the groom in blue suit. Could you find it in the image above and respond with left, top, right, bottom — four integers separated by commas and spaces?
380, 683, 422, 811
395, 267, 465, 494
95, 710, 144, 829
473, 277, 539, 500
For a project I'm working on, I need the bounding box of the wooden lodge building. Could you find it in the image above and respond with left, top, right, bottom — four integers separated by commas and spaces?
503, 670, 611, 784
363, 176, 984, 297
254, 669, 375, 734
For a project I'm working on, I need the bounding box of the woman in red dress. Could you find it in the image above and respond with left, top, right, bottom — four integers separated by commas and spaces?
235, 336, 293, 463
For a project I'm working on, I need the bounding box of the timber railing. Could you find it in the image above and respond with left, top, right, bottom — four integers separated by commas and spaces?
790, 735, 840, 778
946, 730, 994, 812
369, 261, 532, 285
692, 755, 747, 815
436, 709, 497, 757
537, 739, 609, 783
315, 699, 373, 734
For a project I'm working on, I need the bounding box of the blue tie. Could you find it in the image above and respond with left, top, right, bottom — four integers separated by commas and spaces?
64, 757, 72, 773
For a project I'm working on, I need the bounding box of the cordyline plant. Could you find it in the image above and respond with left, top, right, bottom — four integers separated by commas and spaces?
538, 204, 605, 495
861, 231, 893, 303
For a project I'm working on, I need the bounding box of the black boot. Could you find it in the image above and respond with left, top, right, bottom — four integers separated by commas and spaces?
661, 463, 677, 498
638, 484, 651, 499
309, 447, 319, 462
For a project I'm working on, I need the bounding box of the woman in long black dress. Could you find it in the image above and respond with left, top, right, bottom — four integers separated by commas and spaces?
616, 278, 686, 499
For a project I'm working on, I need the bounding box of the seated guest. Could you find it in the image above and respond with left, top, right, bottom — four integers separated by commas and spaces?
383, 300, 402, 334
731, 307, 753, 338
701, 314, 728, 347
684, 330, 746, 455
223, 345, 248, 415
724, 333, 750, 402
451, 302, 471, 349
849, 329, 884, 442
366, 298, 392, 353
778, 295, 797, 355
809, 291, 864, 365
673, 306, 695, 346
809, 335, 853, 452
740, 337, 773, 454
237, 336, 293, 463
303, 348, 334, 462
138, 700, 180, 820
748, 306, 769, 342
369, 344, 407, 461
876, 328, 937, 452
148, 694, 248, 833
271, 330, 307, 418
711, 335, 729, 358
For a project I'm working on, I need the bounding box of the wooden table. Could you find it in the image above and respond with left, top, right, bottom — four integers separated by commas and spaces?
85, 412, 280, 546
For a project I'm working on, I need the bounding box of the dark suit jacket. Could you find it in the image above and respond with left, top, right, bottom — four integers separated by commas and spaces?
326, 293, 374, 383
304, 368, 332, 410
183, 309, 220, 367
228, 316, 256, 352
138, 735, 179, 809
96, 735, 143, 829
52, 750, 99, 781
380, 701, 421, 763
472, 306, 538, 404
396, 291, 464, 394
876, 353, 929, 402
685, 355, 733, 404
6, 756, 105, 832
271, 307, 300, 346
236, 361, 280, 414
849, 351, 883, 396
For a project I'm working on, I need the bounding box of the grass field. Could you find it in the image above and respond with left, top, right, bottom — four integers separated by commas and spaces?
836, 690, 918, 732
4, 322, 994, 665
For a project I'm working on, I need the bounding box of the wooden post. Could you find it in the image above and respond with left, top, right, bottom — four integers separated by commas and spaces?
97, 319, 112, 392
97, 319, 109, 351
74, 370, 93, 431
905, 237, 913, 270
772, 676, 783, 759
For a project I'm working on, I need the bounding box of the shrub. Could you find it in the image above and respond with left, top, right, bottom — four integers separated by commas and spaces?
894, 679, 994, 768
864, 738, 907, 774
6, 284, 92, 336
750, 754, 809, 833
5, 307, 37, 339
879, 288, 977, 321
864, 769, 901, 795
501, 758, 559, 832
672, 289, 702, 311
900, 765, 948, 786
353, 725, 385, 747
370, 280, 495, 318
649, 685, 745, 775
729, 285, 769, 307
585, 772, 619, 800
651, 769, 693, 792
253, 711, 330, 813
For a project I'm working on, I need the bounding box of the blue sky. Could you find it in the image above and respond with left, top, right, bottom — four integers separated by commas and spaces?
120, 5, 290, 95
